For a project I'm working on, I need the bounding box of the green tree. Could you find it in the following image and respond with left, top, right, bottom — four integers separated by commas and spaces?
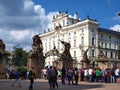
12, 47, 29, 67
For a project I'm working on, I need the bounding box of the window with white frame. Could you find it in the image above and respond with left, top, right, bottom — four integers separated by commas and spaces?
81, 37, 84, 45
92, 37, 95, 46
91, 50, 95, 57
110, 52, 113, 58
74, 39, 76, 47
105, 51, 107, 57
101, 42, 103, 48
105, 43, 107, 48
82, 29, 84, 34
74, 51, 76, 58
109, 43, 111, 49
74, 31, 76, 36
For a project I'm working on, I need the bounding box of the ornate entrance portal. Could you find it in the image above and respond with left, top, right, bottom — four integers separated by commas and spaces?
45, 40, 74, 69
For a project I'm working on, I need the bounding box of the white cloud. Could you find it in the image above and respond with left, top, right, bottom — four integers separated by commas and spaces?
0, 0, 58, 52
110, 24, 120, 32
10, 30, 30, 41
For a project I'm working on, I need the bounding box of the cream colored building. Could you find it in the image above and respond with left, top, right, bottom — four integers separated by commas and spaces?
39, 12, 120, 68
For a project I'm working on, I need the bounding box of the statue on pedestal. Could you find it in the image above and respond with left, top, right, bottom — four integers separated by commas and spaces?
27, 35, 45, 78
0, 39, 5, 61
81, 46, 90, 68
59, 40, 73, 68
0, 39, 6, 78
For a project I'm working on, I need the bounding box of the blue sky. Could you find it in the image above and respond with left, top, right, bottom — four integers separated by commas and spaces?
0, 0, 120, 51
33, 0, 120, 29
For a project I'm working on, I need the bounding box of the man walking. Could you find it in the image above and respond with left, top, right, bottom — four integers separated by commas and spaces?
28, 70, 36, 90
11, 69, 22, 87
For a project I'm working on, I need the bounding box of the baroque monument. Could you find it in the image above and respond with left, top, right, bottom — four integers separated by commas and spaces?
79, 45, 90, 68
27, 35, 45, 78
59, 40, 73, 68
0, 39, 6, 78
0, 39, 12, 78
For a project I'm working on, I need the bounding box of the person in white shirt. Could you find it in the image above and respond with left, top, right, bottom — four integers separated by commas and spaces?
84, 68, 88, 82
115, 68, 120, 83
88, 67, 93, 82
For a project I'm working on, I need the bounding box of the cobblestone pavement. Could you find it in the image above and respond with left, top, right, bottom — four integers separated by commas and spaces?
0, 79, 120, 90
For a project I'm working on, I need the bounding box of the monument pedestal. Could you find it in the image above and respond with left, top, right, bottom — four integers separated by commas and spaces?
27, 55, 45, 78
0, 57, 6, 79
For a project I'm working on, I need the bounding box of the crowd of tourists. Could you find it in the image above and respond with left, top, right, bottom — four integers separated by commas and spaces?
41, 66, 120, 89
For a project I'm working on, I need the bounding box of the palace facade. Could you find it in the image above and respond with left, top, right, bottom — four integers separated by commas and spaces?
39, 12, 120, 68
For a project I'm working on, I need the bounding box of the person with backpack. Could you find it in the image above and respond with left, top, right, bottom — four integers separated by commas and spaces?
28, 70, 36, 90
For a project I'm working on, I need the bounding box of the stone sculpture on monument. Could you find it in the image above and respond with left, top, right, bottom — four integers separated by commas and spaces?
27, 35, 45, 78
59, 40, 73, 68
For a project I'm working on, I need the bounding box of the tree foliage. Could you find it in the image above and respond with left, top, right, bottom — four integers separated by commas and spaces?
12, 47, 29, 67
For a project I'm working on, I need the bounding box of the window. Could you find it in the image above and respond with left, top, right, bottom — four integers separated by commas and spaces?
105, 43, 107, 48
110, 52, 113, 58
101, 34, 103, 38
91, 50, 95, 57
81, 37, 84, 45
105, 51, 107, 57
69, 40, 71, 45
109, 43, 111, 49
115, 52, 117, 59
109, 36, 111, 39
114, 43, 116, 49
81, 29, 84, 34
68, 32, 71, 39
92, 29, 94, 33
74, 51, 76, 58
92, 37, 95, 46
74, 39, 76, 47
101, 42, 103, 48
69, 32, 71, 37
53, 42, 55, 47
45, 43, 47, 51
74, 31, 76, 35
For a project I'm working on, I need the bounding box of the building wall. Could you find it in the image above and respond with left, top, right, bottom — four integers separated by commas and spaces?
39, 12, 120, 68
